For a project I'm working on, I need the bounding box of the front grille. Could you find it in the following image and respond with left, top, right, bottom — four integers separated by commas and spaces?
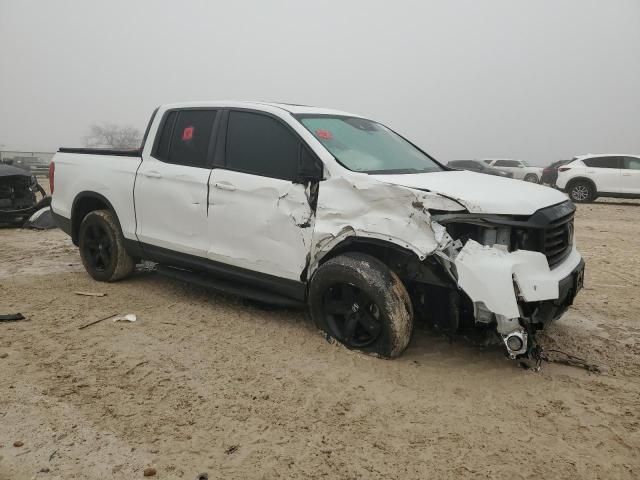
542, 210, 574, 268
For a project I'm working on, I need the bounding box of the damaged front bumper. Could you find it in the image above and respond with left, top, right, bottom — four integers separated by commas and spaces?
454, 240, 584, 358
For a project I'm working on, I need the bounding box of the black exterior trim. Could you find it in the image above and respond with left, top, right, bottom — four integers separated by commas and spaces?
593, 191, 640, 199
139, 242, 307, 302
58, 147, 141, 157
52, 211, 72, 236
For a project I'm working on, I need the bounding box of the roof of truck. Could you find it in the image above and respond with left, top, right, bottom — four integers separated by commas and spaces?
160, 100, 364, 118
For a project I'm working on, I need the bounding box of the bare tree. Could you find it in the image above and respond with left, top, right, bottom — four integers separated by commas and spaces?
84, 123, 142, 149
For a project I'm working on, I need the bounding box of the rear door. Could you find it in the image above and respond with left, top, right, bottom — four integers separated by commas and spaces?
135, 109, 218, 256
620, 156, 640, 194
583, 156, 622, 193
207, 109, 316, 281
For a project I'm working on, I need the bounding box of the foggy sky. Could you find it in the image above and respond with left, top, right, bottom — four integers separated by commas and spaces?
1, 0, 639, 165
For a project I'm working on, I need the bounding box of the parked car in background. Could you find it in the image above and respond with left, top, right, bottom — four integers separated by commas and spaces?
0, 164, 48, 226
483, 159, 543, 183
556, 154, 640, 202
448, 160, 513, 178
541, 160, 570, 186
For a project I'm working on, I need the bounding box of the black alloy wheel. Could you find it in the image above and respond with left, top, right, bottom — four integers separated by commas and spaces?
323, 283, 383, 348
82, 222, 113, 272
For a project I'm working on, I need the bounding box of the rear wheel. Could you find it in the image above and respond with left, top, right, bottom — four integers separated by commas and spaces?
568, 180, 595, 203
78, 210, 134, 282
524, 173, 539, 183
309, 253, 413, 358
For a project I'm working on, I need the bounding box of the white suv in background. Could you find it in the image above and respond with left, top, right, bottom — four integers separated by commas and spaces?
482, 159, 543, 183
556, 154, 640, 203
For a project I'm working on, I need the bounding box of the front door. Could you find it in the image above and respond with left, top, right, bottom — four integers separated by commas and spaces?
135, 109, 218, 256
207, 110, 315, 281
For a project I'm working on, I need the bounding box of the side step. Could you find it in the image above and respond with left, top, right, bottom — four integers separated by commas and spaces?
156, 265, 307, 309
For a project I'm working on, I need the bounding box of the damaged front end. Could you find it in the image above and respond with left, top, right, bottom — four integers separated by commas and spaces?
431, 200, 584, 359
0, 165, 48, 226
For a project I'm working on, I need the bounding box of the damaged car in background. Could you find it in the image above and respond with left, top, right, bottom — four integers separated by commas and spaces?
49, 101, 584, 362
0, 164, 50, 227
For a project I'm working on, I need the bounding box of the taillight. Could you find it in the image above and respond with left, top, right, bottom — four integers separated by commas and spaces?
49, 161, 55, 194
558, 167, 571, 172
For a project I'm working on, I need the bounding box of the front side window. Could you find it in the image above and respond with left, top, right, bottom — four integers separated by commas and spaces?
296, 115, 442, 174
623, 156, 640, 170
225, 111, 300, 180
583, 157, 620, 169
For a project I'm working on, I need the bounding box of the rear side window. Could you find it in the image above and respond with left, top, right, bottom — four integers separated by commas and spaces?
622, 156, 640, 170
154, 110, 217, 167
168, 110, 217, 167
583, 157, 620, 168
225, 111, 299, 180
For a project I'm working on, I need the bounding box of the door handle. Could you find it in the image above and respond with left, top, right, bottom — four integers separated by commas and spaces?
145, 171, 162, 179
622, 173, 631, 176
214, 182, 236, 191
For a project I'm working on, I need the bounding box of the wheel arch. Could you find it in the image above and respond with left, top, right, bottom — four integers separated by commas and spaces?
310, 236, 453, 289
70, 191, 121, 245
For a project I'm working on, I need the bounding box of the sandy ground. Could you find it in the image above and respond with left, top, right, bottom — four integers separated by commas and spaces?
1, 198, 639, 479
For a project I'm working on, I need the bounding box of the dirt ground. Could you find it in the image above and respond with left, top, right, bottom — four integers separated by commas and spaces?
1, 198, 639, 480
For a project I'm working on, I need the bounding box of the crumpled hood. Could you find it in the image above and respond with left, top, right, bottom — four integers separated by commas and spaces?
371, 170, 569, 215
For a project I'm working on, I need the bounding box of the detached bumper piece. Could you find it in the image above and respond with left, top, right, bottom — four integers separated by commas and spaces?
454, 240, 584, 358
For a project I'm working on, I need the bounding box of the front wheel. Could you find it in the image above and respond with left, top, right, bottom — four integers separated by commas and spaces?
78, 210, 135, 282
309, 253, 413, 358
524, 174, 539, 183
568, 181, 595, 203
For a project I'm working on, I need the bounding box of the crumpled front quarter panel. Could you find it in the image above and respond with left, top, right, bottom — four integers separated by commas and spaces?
310, 176, 464, 271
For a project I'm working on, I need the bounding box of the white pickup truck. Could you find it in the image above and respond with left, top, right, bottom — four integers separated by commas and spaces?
51, 101, 584, 361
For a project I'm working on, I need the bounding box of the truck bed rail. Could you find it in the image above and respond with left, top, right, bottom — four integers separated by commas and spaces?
57, 147, 141, 157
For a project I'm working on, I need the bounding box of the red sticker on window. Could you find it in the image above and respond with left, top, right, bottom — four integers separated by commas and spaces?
315, 129, 332, 140
182, 126, 194, 141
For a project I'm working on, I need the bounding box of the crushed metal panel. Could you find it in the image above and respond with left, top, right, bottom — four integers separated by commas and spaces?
207, 169, 314, 281
310, 176, 465, 274
454, 239, 560, 319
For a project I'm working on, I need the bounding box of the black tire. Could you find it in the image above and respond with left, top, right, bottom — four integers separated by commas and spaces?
524, 174, 539, 183
567, 180, 595, 203
309, 252, 413, 358
78, 210, 134, 282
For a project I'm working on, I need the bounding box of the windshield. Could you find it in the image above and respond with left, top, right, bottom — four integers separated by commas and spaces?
296, 115, 443, 174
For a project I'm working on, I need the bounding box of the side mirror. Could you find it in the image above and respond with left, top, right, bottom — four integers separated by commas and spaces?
299, 145, 323, 181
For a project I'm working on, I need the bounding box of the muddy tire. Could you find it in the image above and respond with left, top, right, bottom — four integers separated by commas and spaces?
567, 180, 595, 203
78, 210, 134, 282
524, 173, 539, 183
309, 253, 413, 358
